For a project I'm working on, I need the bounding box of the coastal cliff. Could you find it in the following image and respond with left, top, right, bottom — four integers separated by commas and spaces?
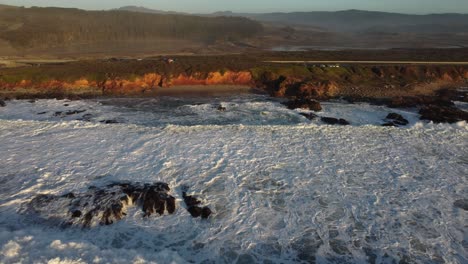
0, 59, 467, 100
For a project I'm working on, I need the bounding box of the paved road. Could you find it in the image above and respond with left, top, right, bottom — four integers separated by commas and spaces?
265, 60, 468, 65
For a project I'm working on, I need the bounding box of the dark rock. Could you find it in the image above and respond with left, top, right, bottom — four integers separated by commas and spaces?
299, 113, 318, 120
37, 112, 47, 115
64, 104, 70, 106
436, 88, 468, 103
388, 96, 454, 108
321, 117, 350, 125
54, 111, 63, 116
419, 105, 468, 123
216, 105, 226, 112
201, 207, 212, 219
28, 99, 36, 103
0, 99, 6, 107
25, 182, 177, 227
71, 210, 82, 218
284, 98, 322, 112
454, 199, 468, 211
385, 113, 409, 126
62, 192, 75, 199
100, 119, 120, 124
78, 114, 93, 122
182, 192, 202, 207
187, 206, 202, 218
182, 191, 212, 219
65, 110, 86, 116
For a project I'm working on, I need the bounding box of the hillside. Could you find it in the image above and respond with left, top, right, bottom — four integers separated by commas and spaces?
0, 6, 263, 55
243, 10, 468, 33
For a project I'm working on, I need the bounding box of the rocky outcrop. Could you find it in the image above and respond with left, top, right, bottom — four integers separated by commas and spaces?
182, 190, 212, 219
0, 99, 5, 107
321, 117, 350, 125
23, 182, 211, 228
383, 113, 409, 126
419, 105, 468, 123
255, 65, 468, 101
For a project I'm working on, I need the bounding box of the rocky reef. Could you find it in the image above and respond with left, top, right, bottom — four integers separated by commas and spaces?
22, 182, 211, 228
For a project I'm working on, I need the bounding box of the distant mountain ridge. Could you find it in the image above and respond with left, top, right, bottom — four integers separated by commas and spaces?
241, 10, 468, 32
116, 6, 186, 15
117, 6, 468, 33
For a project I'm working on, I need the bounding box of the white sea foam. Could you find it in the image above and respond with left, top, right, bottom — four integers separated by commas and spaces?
0, 97, 467, 263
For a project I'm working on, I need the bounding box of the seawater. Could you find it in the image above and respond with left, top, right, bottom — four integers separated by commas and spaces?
0, 95, 466, 263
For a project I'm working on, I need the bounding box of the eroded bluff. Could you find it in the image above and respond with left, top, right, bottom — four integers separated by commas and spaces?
23, 182, 211, 228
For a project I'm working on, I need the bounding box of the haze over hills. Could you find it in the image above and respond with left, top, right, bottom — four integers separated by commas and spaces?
116, 6, 185, 15
121, 6, 468, 34
242, 10, 468, 33
1, 4, 468, 58
0, 5, 263, 57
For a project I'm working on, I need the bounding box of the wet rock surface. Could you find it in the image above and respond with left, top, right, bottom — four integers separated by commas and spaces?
216, 105, 227, 112
24, 182, 210, 228
321, 117, 350, 125
284, 98, 322, 112
384, 113, 409, 126
419, 105, 468, 123
182, 187, 212, 219
299, 112, 318, 120
53, 110, 86, 117
99, 119, 120, 124
0, 99, 5, 107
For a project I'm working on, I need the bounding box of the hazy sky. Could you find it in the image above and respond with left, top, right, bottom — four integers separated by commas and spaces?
1, 0, 467, 14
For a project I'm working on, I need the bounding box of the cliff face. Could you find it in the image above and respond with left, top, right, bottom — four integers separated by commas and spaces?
0, 71, 254, 96
0, 64, 467, 99
255, 65, 468, 99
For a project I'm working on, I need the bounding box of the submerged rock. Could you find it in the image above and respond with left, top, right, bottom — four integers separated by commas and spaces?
100, 119, 120, 124
54, 110, 86, 117
65, 110, 86, 115
24, 182, 177, 228
419, 105, 468, 123
284, 98, 322, 112
78, 113, 93, 121
454, 199, 468, 211
0, 99, 5, 107
321, 117, 350, 125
